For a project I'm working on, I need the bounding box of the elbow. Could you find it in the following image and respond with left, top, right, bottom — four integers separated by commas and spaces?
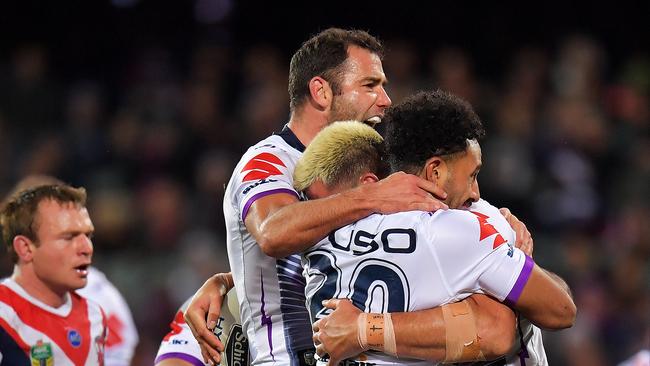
257, 232, 287, 258
477, 304, 517, 359
481, 319, 517, 359
555, 300, 577, 330
540, 299, 577, 330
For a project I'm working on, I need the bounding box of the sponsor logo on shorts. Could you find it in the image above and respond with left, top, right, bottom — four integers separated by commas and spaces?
225, 324, 250, 366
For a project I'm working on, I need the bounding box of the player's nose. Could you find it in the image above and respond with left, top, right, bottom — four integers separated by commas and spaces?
376, 86, 391, 109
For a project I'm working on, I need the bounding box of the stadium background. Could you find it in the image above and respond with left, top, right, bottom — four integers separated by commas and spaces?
1, 1, 648, 364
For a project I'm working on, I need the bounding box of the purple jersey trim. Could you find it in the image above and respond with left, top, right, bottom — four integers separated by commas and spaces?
155, 352, 205, 366
505, 255, 534, 306
260, 271, 275, 362
241, 188, 299, 221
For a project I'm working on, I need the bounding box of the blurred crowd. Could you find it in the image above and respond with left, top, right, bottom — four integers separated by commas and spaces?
0, 33, 648, 365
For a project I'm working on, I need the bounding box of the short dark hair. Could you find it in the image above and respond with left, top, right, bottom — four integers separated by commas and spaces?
1, 184, 87, 263
288, 28, 383, 111
384, 90, 485, 174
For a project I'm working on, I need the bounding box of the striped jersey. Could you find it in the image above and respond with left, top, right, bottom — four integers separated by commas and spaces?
0, 278, 107, 365
224, 126, 314, 365
77, 267, 138, 366
303, 199, 545, 365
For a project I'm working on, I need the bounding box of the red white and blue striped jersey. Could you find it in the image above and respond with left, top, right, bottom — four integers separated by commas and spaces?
77, 267, 138, 366
0, 278, 107, 366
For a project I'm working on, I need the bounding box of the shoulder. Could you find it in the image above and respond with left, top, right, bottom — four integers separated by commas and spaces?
426, 209, 481, 235
232, 136, 300, 183
241, 136, 300, 166
0, 280, 28, 309
469, 199, 505, 219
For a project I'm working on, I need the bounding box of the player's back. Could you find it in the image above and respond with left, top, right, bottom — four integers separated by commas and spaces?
303, 200, 539, 365
224, 129, 314, 365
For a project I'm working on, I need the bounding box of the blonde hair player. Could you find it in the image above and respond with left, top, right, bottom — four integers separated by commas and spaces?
299, 93, 575, 365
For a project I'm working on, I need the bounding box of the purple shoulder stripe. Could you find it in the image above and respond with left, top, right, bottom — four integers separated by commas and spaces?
505, 255, 535, 306
155, 352, 205, 366
241, 188, 299, 221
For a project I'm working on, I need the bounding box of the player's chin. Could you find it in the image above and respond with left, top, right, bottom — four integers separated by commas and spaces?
68, 278, 88, 291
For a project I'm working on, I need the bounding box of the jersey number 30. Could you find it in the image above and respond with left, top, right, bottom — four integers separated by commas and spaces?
305, 250, 411, 321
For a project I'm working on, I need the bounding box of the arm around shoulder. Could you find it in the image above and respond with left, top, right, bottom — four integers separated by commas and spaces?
246, 190, 373, 258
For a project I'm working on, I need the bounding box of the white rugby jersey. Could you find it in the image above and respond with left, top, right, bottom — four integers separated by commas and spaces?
0, 278, 107, 365
303, 199, 543, 366
77, 267, 139, 366
155, 295, 250, 366
224, 126, 315, 365
155, 298, 205, 365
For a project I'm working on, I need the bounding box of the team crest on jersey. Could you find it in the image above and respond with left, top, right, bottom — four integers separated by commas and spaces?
67, 328, 82, 347
241, 152, 285, 182
30, 340, 54, 366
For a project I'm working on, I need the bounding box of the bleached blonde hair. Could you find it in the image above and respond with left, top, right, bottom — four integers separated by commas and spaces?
293, 121, 387, 192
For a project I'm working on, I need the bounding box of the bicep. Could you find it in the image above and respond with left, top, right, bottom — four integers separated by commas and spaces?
244, 192, 300, 240
511, 263, 576, 329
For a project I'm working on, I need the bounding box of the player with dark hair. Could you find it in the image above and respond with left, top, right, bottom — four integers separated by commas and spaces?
185, 29, 533, 365
303, 92, 575, 365
184, 27, 449, 366
0, 184, 107, 365
288, 28, 384, 125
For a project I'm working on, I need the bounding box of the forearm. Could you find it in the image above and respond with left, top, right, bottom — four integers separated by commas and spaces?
390, 308, 446, 361
257, 188, 374, 257
374, 298, 514, 362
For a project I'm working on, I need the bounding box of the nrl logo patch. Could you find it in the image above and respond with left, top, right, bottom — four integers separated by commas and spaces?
30, 340, 54, 366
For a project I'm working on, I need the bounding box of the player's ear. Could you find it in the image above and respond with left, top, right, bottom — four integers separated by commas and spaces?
308, 76, 332, 110
13, 235, 36, 262
424, 157, 446, 185
359, 172, 379, 185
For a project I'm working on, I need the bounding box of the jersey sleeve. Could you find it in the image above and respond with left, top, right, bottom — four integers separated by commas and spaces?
231, 145, 300, 221
155, 300, 207, 366
424, 208, 533, 303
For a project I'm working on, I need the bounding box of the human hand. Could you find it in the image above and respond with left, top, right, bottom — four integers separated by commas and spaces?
184, 273, 232, 364
361, 172, 448, 214
313, 299, 366, 366
499, 207, 533, 256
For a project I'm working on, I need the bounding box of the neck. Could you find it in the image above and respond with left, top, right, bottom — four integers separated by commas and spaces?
12, 265, 67, 308
287, 108, 329, 147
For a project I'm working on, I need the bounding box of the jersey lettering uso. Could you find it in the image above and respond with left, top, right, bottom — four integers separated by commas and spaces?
0, 279, 107, 366
303, 199, 540, 366
224, 126, 314, 365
